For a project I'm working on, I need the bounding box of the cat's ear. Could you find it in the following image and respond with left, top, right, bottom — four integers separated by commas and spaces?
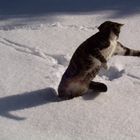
98, 21, 112, 31
98, 21, 109, 31
115, 23, 124, 29
118, 23, 124, 27
98, 24, 104, 31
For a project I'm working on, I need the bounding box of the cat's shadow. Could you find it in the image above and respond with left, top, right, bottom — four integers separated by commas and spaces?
0, 87, 105, 120
0, 87, 60, 120
82, 90, 101, 100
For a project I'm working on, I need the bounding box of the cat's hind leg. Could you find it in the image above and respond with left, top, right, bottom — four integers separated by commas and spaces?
89, 81, 108, 92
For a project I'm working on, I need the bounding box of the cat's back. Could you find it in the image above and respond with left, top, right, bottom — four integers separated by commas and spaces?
70, 33, 99, 60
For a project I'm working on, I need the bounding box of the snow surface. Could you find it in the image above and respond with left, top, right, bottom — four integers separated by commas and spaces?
0, 1, 140, 140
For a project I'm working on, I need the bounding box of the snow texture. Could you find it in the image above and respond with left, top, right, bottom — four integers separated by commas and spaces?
0, 1, 140, 140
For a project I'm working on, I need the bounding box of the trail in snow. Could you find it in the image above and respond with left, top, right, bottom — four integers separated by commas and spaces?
0, 14, 140, 140
0, 36, 71, 68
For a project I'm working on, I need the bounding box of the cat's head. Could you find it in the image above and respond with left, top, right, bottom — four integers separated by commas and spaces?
98, 21, 124, 36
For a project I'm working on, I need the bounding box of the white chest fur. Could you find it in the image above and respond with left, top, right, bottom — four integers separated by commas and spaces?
101, 32, 118, 60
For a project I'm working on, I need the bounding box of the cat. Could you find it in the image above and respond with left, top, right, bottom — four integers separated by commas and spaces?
58, 21, 140, 99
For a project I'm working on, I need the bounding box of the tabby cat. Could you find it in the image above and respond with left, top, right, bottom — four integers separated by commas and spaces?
58, 21, 140, 99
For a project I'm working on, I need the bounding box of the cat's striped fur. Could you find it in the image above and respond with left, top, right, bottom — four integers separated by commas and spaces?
58, 21, 140, 99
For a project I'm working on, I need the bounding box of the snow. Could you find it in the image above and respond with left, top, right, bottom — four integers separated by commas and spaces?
0, 1, 140, 140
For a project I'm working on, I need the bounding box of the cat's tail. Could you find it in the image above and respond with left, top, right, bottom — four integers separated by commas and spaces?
89, 81, 108, 92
